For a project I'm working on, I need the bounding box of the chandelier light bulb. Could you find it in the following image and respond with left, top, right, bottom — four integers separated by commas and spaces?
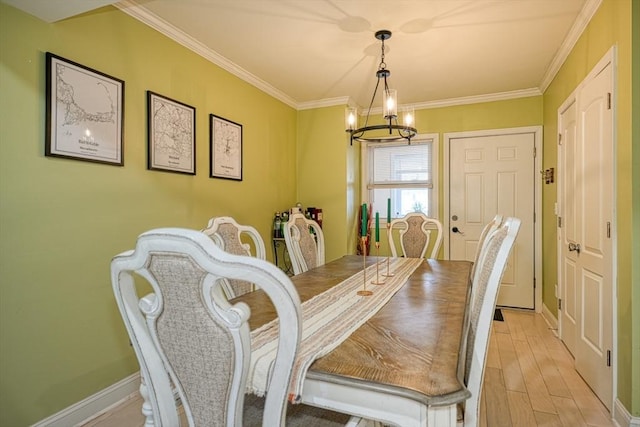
383, 89, 398, 119
345, 107, 358, 131
344, 30, 417, 144
403, 107, 414, 127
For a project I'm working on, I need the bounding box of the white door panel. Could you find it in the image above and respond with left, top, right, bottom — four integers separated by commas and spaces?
559, 99, 578, 355
558, 52, 613, 410
574, 59, 613, 409
448, 131, 536, 309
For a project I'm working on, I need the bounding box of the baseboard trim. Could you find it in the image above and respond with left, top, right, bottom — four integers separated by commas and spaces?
32, 373, 140, 427
540, 307, 639, 427
613, 398, 640, 427
541, 303, 559, 336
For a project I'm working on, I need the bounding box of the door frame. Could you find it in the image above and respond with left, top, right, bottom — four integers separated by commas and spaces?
443, 126, 543, 312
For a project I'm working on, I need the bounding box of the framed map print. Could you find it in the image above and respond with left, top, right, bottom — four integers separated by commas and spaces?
147, 91, 196, 175
45, 52, 124, 166
210, 114, 242, 181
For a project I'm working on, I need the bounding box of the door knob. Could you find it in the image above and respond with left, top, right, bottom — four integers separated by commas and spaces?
568, 242, 581, 254
452, 227, 465, 235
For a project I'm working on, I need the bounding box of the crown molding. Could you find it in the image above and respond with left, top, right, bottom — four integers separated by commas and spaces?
114, 0, 587, 112
300, 88, 542, 113
413, 88, 542, 110
297, 96, 351, 110
538, 0, 602, 92
114, 0, 298, 109
351, 88, 541, 116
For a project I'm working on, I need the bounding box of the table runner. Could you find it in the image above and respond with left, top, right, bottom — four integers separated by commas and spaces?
247, 257, 423, 402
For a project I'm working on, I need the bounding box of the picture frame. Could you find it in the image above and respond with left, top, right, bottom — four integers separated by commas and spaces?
45, 52, 124, 166
210, 114, 243, 181
147, 91, 196, 175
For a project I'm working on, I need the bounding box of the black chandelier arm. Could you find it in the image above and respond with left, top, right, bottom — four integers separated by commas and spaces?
360, 73, 382, 130
347, 124, 417, 145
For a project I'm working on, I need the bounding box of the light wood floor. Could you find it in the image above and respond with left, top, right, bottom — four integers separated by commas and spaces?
83, 309, 613, 427
479, 309, 613, 427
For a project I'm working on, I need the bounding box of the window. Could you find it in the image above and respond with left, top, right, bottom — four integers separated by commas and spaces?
361, 134, 439, 222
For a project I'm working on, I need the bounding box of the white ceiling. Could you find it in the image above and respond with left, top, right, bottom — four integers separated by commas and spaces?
6, 0, 600, 110
1, 0, 117, 23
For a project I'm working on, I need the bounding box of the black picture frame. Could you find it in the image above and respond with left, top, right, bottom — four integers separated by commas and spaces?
209, 114, 243, 181
147, 91, 196, 175
45, 52, 124, 166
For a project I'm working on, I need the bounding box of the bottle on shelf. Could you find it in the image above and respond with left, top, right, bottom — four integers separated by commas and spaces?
273, 212, 282, 238
281, 211, 289, 237
304, 210, 316, 235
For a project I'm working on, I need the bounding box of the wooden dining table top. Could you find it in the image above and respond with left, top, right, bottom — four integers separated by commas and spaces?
234, 254, 473, 407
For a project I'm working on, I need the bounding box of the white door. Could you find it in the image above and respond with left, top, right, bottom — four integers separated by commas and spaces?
558, 98, 578, 356
559, 55, 614, 409
447, 129, 537, 309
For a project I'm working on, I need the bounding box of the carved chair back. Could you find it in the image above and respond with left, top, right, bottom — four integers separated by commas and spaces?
470, 214, 504, 285
462, 217, 521, 427
387, 212, 443, 259
202, 216, 266, 298
283, 212, 325, 275
110, 228, 302, 427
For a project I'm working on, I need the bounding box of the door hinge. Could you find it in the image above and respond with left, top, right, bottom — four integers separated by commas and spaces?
558, 298, 562, 310
558, 216, 562, 228
607, 93, 612, 110
607, 350, 611, 366
607, 221, 611, 238
558, 133, 562, 145
533, 277, 536, 289
533, 146, 537, 157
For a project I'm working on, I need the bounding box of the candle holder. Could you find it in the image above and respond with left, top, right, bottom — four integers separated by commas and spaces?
383, 223, 395, 277
371, 242, 385, 285
357, 236, 373, 296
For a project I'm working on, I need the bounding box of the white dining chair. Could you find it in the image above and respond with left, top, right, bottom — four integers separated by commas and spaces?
470, 214, 504, 285
459, 217, 521, 427
284, 212, 325, 275
202, 216, 266, 298
110, 228, 299, 426
111, 227, 364, 427
387, 212, 443, 259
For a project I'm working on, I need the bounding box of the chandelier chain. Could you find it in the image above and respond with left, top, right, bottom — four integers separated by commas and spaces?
379, 37, 387, 71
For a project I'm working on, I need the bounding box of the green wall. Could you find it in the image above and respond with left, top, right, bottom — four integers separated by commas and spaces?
541, 0, 637, 414
0, 5, 298, 425
297, 97, 542, 259
1, 0, 637, 425
414, 97, 543, 220
296, 106, 359, 263
632, 0, 640, 418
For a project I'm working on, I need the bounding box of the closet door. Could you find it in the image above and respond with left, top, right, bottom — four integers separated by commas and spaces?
558, 98, 578, 356
558, 50, 614, 410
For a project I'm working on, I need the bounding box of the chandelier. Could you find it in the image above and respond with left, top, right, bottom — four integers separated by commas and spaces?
345, 30, 417, 145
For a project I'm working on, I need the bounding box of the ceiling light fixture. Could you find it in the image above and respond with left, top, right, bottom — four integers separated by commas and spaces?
345, 30, 417, 145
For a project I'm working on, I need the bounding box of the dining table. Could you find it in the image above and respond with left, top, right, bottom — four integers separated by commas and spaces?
234, 254, 473, 427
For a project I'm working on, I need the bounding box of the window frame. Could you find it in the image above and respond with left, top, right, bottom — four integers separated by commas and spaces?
360, 133, 439, 224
